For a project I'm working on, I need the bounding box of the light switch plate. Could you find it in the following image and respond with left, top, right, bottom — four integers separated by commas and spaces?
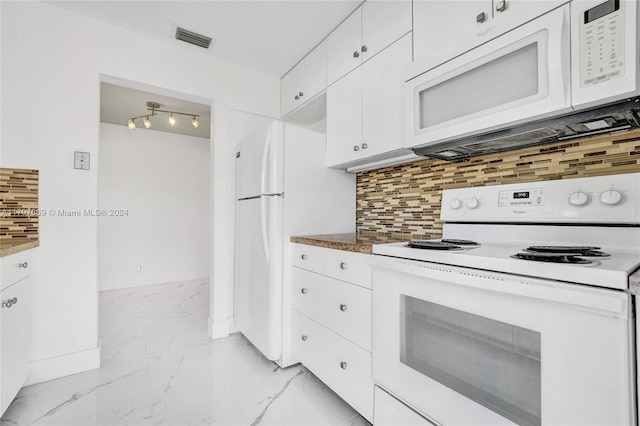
74, 151, 90, 170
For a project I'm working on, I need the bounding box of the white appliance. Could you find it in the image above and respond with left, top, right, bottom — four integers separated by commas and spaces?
371, 173, 640, 425
234, 121, 355, 367
405, 0, 640, 160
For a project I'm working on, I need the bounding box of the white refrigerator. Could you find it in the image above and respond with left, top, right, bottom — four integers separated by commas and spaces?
234, 121, 355, 367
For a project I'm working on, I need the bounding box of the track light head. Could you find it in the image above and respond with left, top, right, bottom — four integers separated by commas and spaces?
191, 116, 200, 128
169, 113, 176, 126
143, 116, 152, 129
128, 118, 136, 130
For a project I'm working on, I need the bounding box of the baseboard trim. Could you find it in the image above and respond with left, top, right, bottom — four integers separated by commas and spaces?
25, 343, 101, 386
208, 317, 230, 340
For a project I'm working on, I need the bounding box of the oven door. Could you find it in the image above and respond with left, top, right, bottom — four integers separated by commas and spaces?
405, 4, 571, 151
372, 255, 635, 426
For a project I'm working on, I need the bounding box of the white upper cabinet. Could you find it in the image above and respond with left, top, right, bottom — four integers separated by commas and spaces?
361, 0, 413, 62
281, 40, 327, 118
327, 1, 412, 86
362, 33, 412, 158
327, 66, 363, 166
327, 33, 412, 167
413, 0, 567, 73
327, 8, 363, 86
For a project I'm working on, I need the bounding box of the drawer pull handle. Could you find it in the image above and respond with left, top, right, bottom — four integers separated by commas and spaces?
301, 254, 307, 260
496, 0, 507, 12
295, 95, 299, 100
18, 262, 28, 268
2, 298, 17, 309
301, 335, 308, 341
361, 45, 368, 53
339, 304, 348, 312
339, 262, 348, 270
476, 12, 487, 23
340, 361, 348, 370
353, 51, 360, 58
301, 288, 308, 294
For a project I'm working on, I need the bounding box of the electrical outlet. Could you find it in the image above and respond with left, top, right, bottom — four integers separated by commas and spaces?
74, 151, 90, 170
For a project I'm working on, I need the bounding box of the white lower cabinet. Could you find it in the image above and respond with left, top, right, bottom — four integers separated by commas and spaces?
292, 311, 374, 422
0, 275, 31, 415
290, 243, 373, 422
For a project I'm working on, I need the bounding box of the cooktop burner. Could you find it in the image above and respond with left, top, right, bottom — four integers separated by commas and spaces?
523, 246, 611, 258
441, 239, 481, 247
406, 241, 465, 251
406, 239, 481, 251
510, 253, 593, 264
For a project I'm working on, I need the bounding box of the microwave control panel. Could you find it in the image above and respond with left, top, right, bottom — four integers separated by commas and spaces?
579, 0, 625, 87
498, 189, 545, 207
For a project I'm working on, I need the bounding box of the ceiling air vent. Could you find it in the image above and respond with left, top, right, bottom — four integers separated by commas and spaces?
174, 27, 213, 49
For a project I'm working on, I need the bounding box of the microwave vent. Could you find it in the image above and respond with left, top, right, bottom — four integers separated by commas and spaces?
412, 98, 640, 161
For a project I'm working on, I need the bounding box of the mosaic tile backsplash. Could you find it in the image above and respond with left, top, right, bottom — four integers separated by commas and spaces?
356, 129, 640, 239
0, 168, 39, 247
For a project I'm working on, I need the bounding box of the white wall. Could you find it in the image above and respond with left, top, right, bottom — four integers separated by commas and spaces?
0, 1, 279, 383
98, 123, 209, 291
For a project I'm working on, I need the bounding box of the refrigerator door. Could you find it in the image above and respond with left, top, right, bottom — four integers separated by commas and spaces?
234, 194, 283, 361
236, 121, 284, 199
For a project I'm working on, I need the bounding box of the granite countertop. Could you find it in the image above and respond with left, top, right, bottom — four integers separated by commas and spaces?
0, 240, 39, 258
290, 233, 411, 254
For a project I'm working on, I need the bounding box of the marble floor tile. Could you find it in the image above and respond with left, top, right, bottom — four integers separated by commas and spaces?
1, 280, 366, 426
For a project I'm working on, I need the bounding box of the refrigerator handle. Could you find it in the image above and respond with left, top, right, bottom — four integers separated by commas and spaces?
260, 196, 270, 262
260, 128, 271, 195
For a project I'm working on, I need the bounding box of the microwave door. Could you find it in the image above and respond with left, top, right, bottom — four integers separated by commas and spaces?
405, 4, 572, 151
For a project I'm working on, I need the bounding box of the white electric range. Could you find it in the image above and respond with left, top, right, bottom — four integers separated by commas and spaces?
371, 172, 640, 426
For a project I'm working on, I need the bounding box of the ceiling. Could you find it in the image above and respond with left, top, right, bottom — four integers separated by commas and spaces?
46, 0, 362, 78
100, 83, 212, 138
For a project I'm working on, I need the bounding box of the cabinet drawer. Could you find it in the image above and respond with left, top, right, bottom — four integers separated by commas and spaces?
292, 268, 372, 351
290, 243, 323, 273
1, 251, 32, 291
291, 310, 374, 422
323, 248, 371, 289
1, 277, 31, 413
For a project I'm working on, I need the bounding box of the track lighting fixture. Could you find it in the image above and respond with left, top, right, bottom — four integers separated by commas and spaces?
127, 101, 201, 130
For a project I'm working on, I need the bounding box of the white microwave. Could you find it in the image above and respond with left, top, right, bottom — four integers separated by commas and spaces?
405, 0, 640, 160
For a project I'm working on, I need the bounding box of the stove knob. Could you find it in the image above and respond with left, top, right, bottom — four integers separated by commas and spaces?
466, 197, 480, 209
568, 191, 591, 207
599, 189, 625, 207
449, 199, 463, 210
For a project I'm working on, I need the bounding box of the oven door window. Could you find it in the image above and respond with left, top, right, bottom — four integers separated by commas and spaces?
401, 296, 541, 426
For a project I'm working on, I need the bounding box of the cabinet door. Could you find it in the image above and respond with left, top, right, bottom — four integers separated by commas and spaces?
1, 277, 30, 414
362, 33, 412, 159
281, 41, 327, 117
413, 0, 493, 72
326, 67, 362, 167
361, 0, 412, 62
327, 8, 362, 86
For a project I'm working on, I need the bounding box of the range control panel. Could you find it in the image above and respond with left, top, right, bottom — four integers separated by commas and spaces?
441, 173, 640, 224
579, 0, 625, 87
498, 189, 545, 207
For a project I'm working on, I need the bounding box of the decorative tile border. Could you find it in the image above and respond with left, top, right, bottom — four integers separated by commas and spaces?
357, 129, 640, 239
0, 168, 39, 248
